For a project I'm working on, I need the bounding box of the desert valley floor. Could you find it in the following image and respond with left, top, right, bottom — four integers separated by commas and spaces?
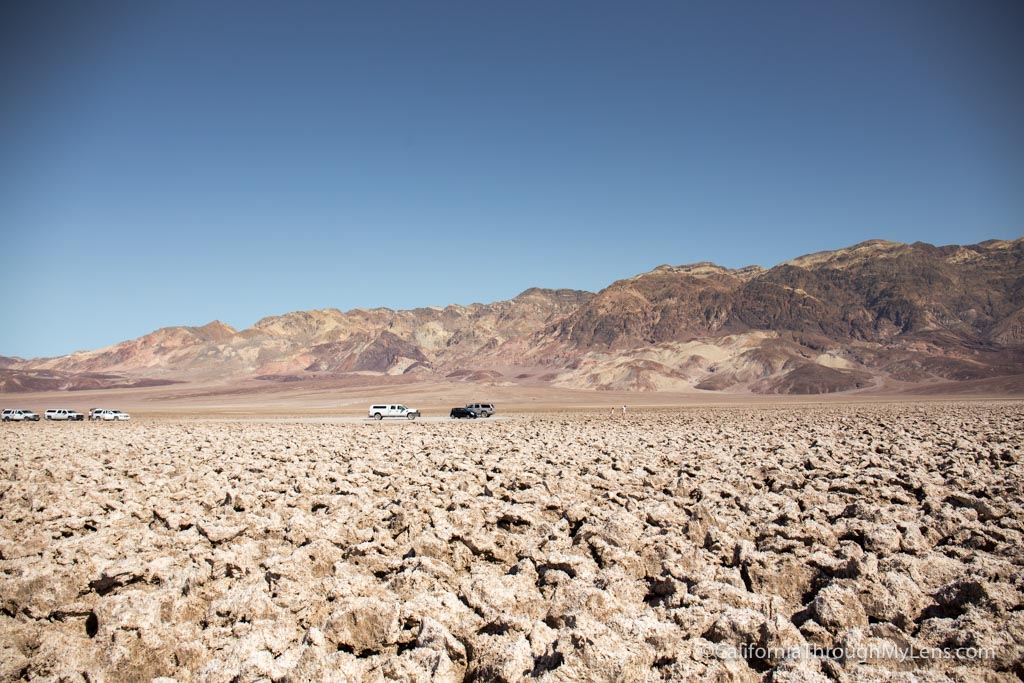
2, 400, 1023, 682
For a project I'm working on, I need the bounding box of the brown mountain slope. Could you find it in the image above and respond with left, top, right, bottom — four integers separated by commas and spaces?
553, 239, 1023, 347
4, 238, 1022, 394
15, 288, 594, 384
543, 238, 1023, 393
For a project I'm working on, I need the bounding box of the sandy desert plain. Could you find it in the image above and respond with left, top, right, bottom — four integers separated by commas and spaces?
1, 381, 1023, 682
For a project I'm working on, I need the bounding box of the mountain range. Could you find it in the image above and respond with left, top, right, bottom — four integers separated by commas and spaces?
3, 238, 1022, 395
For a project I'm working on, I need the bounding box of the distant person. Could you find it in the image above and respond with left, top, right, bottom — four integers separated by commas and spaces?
610, 406, 615, 417
622, 404, 627, 415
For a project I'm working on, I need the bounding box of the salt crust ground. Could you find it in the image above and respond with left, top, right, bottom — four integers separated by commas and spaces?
1, 402, 1022, 682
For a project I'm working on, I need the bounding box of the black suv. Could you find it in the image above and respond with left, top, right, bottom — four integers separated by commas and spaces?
450, 407, 478, 419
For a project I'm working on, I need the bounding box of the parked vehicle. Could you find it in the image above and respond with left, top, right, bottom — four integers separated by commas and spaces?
466, 403, 495, 417
449, 407, 478, 419
45, 409, 84, 421
2, 409, 40, 422
94, 409, 130, 421
88, 408, 102, 421
368, 404, 420, 420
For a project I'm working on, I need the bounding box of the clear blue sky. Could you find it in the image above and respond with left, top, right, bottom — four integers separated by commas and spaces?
1, 1, 1021, 358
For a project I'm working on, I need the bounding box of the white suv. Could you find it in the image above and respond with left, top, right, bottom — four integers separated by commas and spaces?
45, 409, 84, 421
2, 409, 40, 422
368, 404, 421, 420
466, 403, 495, 417
94, 409, 130, 421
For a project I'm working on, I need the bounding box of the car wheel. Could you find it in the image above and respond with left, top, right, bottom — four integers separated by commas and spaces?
374, 413, 382, 420
408, 414, 415, 420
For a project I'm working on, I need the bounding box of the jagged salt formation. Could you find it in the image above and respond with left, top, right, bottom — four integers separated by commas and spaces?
1, 403, 1022, 681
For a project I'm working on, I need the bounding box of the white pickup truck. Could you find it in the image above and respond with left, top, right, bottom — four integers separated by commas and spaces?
93, 409, 131, 421
368, 404, 421, 420
2, 409, 40, 422
45, 409, 84, 421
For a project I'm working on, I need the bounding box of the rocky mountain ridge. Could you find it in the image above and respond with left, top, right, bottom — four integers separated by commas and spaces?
3, 238, 1022, 394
